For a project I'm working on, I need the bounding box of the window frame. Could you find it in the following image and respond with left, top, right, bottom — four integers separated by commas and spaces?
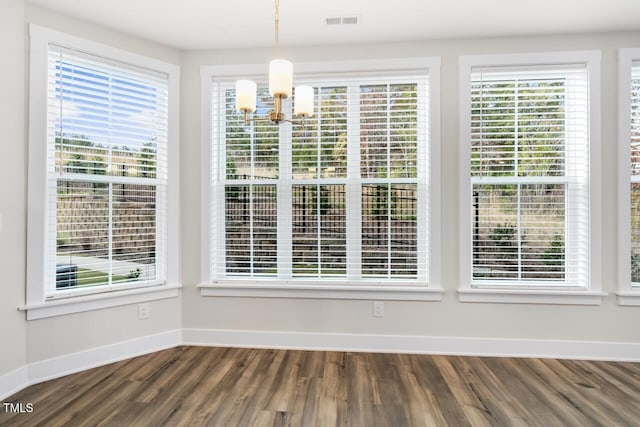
200, 58, 442, 301
617, 48, 640, 306
23, 25, 181, 320
458, 51, 604, 305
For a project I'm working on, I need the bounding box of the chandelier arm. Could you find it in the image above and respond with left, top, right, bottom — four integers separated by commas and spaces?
242, 115, 306, 127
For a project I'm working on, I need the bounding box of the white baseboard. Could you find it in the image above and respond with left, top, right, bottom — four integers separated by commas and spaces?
28, 329, 182, 385
0, 366, 29, 401
0, 329, 181, 400
3, 327, 638, 401
182, 328, 640, 362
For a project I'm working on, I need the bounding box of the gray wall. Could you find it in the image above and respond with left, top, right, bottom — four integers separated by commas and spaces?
181, 33, 640, 344
1, 2, 639, 377
0, 0, 27, 377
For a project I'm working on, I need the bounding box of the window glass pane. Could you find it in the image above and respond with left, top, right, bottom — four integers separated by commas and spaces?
292, 185, 346, 277
631, 184, 640, 283
225, 89, 251, 180
517, 81, 565, 177
225, 185, 278, 276
471, 82, 516, 176
361, 85, 389, 178
472, 184, 518, 279
51, 51, 167, 179
56, 181, 110, 289
631, 68, 640, 175
225, 87, 279, 180
225, 185, 250, 274
292, 87, 347, 180
471, 79, 566, 178
360, 84, 418, 179
520, 184, 565, 280
253, 185, 278, 274
389, 83, 419, 178
254, 89, 280, 179
56, 181, 159, 289
390, 184, 418, 276
112, 184, 157, 283
362, 184, 417, 278
631, 66, 640, 284
472, 184, 565, 281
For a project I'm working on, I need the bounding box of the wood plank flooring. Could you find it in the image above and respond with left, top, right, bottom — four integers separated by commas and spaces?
1, 346, 639, 426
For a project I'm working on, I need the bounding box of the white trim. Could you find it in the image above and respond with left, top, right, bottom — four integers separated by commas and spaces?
457, 288, 606, 305
428, 59, 442, 290
459, 51, 602, 70
19, 285, 181, 320
616, 291, 640, 306
0, 329, 180, 400
346, 83, 362, 280
459, 56, 473, 294
166, 57, 182, 289
26, 24, 180, 316
0, 366, 29, 401
182, 328, 640, 362
458, 50, 602, 303
617, 48, 640, 306
200, 69, 213, 285
201, 57, 439, 80
29, 25, 177, 73
27, 25, 50, 306
27, 329, 181, 385
198, 282, 443, 301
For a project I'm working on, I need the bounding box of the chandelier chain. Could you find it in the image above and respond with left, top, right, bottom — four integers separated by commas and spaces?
274, 0, 280, 57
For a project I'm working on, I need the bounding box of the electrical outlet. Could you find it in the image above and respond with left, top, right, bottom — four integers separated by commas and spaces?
373, 301, 384, 317
138, 303, 150, 319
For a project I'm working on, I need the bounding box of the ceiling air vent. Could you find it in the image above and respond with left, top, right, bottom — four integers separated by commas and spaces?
341, 16, 359, 25
324, 16, 360, 26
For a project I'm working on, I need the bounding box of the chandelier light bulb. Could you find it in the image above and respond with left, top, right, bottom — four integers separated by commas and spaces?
235, 79, 257, 112
294, 85, 314, 117
269, 59, 293, 98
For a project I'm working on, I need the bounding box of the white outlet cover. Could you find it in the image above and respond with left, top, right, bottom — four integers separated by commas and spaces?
138, 303, 150, 319
373, 301, 384, 317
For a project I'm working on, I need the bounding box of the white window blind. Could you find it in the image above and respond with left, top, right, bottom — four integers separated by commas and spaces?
630, 62, 640, 286
212, 74, 429, 283
47, 44, 169, 297
470, 65, 590, 287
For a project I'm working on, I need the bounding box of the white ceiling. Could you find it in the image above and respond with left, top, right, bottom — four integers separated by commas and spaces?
28, 0, 640, 50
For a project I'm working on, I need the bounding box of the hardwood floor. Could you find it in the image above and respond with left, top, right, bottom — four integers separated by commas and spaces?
1, 346, 639, 426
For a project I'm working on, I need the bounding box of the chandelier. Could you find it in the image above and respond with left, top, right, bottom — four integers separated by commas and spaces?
235, 0, 314, 125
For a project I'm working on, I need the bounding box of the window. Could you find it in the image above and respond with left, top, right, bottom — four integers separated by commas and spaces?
458, 52, 603, 304
25, 26, 180, 319
618, 48, 640, 306
202, 59, 442, 300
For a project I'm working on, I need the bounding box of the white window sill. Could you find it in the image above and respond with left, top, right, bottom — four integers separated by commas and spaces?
19, 284, 182, 320
199, 281, 443, 301
458, 288, 606, 305
617, 291, 640, 306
